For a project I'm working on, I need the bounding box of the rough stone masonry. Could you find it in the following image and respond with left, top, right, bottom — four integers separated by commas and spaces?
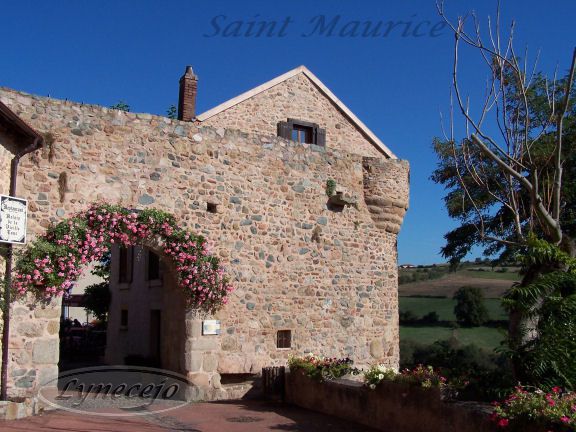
0, 65, 409, 401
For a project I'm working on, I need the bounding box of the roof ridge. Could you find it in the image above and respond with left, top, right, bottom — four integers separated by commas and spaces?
196, 66, 396, 158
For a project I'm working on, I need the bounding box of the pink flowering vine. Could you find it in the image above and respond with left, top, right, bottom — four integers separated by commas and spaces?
13, 203, 233, 312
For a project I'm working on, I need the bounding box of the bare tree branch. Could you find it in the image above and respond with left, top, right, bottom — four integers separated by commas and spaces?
553, 48, 576, 222
471, 134, 561, 243
438, 0, 570, 249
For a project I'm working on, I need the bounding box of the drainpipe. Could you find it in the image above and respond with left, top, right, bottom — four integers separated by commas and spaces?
1, 136, 42, 400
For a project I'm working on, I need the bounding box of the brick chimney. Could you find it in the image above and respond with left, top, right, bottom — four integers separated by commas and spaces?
178, 66, 198, 122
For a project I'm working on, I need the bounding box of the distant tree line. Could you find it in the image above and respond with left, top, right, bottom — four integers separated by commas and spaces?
399, 266, 447, 285
400, 287, 502, 328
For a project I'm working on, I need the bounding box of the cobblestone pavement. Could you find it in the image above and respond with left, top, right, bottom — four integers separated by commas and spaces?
0, 400, 378, 431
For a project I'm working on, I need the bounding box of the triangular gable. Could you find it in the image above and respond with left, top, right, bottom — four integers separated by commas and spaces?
196, 66, 396, 159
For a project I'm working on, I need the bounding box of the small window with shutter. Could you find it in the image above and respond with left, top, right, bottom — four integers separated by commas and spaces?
277, 119, 326, 146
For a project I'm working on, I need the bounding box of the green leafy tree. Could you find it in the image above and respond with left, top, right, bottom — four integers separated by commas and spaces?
110, 101, 130, 112
434, 3, 576, 381
421, 311, 440, 325
503, 239, 576, 389
511, 272, 576, 389
166, 104, 177, 119
81, 254, 111, 322
81, 282, 111, 322
434, 3, 576, 265
453, 286, 489, 327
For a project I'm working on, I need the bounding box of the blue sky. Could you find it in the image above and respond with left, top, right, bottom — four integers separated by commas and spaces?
1, 0, 574, 264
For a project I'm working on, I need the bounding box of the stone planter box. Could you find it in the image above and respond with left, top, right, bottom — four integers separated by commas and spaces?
285, 370, 498, 432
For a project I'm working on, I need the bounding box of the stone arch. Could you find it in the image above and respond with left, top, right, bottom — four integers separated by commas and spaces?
103, 241, 188, 373
13, 203, 231, 311
9, 203, 232, 400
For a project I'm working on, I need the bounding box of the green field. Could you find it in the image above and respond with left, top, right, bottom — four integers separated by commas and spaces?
400, 326, 505, 351
399, 296, 507, 353
399, 297, 508, 321
460, 269, 520, 281
398, 267, 512, 357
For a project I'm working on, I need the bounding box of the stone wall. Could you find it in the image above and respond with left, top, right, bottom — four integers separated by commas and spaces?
363, 157, 409, 234
105, 245, 185, 370
0, 128, 21, 277
286, 371, 497, 432
201, 73, 385, 158
0, 131, 16, 197
0, 86, 409, 399
8, 297, 61, 399
0, 134, 14, 388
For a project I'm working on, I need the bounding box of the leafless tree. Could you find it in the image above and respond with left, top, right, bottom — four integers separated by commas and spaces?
436, 0, 576, 257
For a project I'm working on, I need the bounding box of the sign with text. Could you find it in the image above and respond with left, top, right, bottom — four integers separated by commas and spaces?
0, 195, 28, 244
202, 320, 221, 335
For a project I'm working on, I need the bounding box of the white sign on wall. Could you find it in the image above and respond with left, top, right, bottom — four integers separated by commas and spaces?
202, 320, 221, 336
0, 195, 28, 245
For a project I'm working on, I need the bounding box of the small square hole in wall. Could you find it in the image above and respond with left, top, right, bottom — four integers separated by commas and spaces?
327, 202, 345, 213
277, 330, 292, 349
207, 203, 218, 214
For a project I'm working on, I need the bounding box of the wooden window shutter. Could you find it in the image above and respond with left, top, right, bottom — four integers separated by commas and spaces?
315, 128, 326, 146
277, 121, 292, 139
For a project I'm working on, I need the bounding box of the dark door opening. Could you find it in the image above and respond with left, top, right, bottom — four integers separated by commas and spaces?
150, 309, 161, 367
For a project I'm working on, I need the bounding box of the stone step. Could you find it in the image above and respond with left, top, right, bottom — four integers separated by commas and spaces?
220, 378, 262, 400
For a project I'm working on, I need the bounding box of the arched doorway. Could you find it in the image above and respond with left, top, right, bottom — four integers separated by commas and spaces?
105, 244, 187, 374
11, 203, 232, 399
58, 243, 188, 377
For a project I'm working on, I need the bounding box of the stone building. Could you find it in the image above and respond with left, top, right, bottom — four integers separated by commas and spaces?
0, 65, 409, 401
105, 246, 185, 373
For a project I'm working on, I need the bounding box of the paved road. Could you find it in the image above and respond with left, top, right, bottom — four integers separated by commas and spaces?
0, 400, 377, 431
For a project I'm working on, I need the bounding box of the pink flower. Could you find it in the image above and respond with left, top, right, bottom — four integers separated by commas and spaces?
14, 205, 233, 310
497, 418, 509, 427
560, 416, 570, 424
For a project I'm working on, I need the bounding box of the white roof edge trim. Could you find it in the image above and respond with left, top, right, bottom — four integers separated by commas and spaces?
196, 65, 397, 159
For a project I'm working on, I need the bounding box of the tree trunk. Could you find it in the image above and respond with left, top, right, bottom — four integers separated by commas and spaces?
561, 236, 576, 259
507, 263, 546, 381
507, 233, 575, 381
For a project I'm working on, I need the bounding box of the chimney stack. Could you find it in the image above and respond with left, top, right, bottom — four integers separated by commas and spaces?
178, 66, 198, 121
